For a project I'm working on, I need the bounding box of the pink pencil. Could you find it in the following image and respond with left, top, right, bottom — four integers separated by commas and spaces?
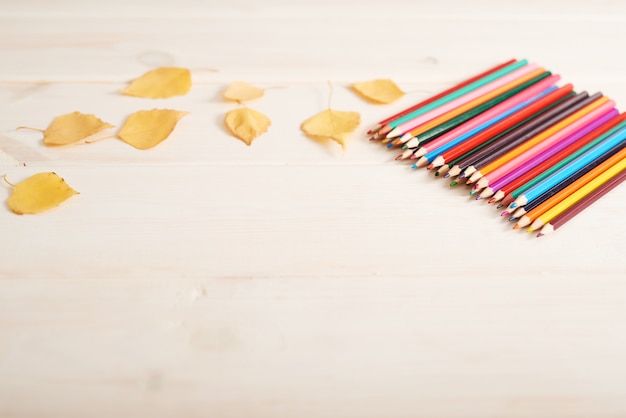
473, 100, 617, 195
479, 110, 620, 201
411, 75, 560, 163
385, 63, 540, 139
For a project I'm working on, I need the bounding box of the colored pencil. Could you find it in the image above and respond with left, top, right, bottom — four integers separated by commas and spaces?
473, 101, 616, 194
441, 93, 576, 179
394, 72, 553, 158
507, 126, 626, 210
499, 119, 626, 209
448, 92, 592, 179
427, 85, 573, 169
538, 169, 626, 236
466, 96, 613, 184
385, 62, 537, 139
491, 113, 626, 205
370, 59, 518, 136
458, 92, 600, 180
412, 80, 560, 168
528, 152, 626, 231
513, 145, 626, 228
393, 69, 549, 146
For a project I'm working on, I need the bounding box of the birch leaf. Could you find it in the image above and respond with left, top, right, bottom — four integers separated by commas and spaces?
6, 172, 78, 215
118, 109, 189, 150
301, 109, 360, 149
224, 107, 271, 146
23, 112, 113, 145
223, 82, 264, 102
352, 79, 404, 104
121, 67, 191, 99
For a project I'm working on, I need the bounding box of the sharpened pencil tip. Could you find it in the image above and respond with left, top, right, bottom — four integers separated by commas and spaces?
508, 217, 518, 222
401, 144, 408, 150
386, 143, 393, 149
496, 203, 503, 209
444, 173, 450, 178
458, 174, 466, 179
469, 190, 477, 195
475, 196, 482, 201
488, 198, 495, 204
411, 164, 417, 169
500, 211, 509, 217
512, 224, 519, 230
450, 181, 458, 187
510, 203, 518, 209
395, 154, 403, 161
537, 233, 544, 238
426, 164, 433, 170
434, 171, 440, 177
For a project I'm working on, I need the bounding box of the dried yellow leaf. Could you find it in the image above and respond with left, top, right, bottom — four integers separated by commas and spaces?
223, 82, 264, 102
118, 109, 189, 150
301, 109, 360, 149
121, 67, 191, 99
352, 79, 404, 104
224, 107, 271, 146
37, 112, 113, 145
6, 172, 78, 215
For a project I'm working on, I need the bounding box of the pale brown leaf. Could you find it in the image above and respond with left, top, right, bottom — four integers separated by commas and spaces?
121, 67, 191, 99
6, 172, 78, 215
352, 79, 404, 104
224, 107, 271, 146
117, 109, 189, 150
223, 82, 264, 102
301, 109, 360, 149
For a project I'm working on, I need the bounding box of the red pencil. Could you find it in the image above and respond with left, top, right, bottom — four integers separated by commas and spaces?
494, 113, 626, 206
427, 84, 574, 169
368, 59, 517, 136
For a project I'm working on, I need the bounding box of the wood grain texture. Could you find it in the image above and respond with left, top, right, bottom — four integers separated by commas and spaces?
1, 0, 626, 416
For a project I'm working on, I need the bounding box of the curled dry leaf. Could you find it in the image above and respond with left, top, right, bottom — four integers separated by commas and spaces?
352, 79, 404, 104
6, 172, 78, 215
223, 82, 264, 102
118, 109, 189, 150
224, 107, 271, 146
22, 112, 113, 145
301, 109, 360, 149
121, 67, 191, 99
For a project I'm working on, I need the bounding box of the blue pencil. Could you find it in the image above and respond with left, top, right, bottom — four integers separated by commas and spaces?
413, 86, 557, 168
508, 126, 626, 209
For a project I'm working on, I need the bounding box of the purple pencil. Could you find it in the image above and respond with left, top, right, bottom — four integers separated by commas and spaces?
478, 109, 620, 200
470, 100, 616, 196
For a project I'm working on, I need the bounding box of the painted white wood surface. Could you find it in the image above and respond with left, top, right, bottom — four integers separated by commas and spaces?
1, 1, 626, 416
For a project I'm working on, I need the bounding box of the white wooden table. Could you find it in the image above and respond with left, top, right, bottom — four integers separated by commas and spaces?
1, 1, 626, 416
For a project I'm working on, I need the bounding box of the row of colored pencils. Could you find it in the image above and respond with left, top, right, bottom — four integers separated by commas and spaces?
368, 59, 626, 237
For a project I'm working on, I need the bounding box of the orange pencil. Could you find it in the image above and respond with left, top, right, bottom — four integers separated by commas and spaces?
466, 96, 611, 184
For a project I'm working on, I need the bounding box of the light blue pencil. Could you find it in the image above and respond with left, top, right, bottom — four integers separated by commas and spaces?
508, 126, 626, 209
413, 86, 558, 168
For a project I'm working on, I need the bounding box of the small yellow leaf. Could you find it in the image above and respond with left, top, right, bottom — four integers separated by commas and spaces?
223, 82, 264, 102
41, 112, 113, 145
301, 109, 360, 149
118, 109, 189, 150
224, 107, 271, 146
7, 172, 78, 215
352, 79, 404, 104
121, 67, 191, 99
